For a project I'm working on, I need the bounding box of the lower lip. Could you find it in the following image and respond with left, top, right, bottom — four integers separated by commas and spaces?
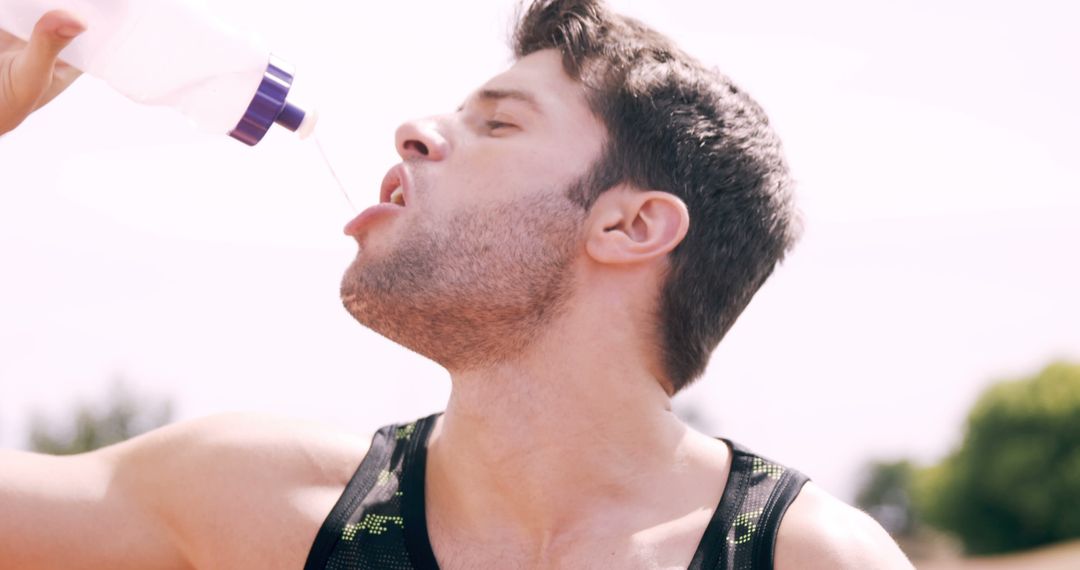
344, 204, 404, 236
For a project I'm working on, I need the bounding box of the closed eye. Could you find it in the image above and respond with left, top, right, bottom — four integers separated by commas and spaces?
486, 120, 516, 132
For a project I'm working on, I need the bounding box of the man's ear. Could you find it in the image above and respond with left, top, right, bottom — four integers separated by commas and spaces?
585, 186, 690, 265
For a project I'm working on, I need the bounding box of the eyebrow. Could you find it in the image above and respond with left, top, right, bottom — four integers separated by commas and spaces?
475, 88, 544, 115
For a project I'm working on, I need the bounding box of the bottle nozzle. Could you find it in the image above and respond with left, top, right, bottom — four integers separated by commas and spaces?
275, 101, 305, 131
275, 101, 317, 140
229, 55, 311, 146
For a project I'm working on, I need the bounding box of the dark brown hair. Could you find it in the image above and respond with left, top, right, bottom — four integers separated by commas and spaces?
513, 0, 801, 393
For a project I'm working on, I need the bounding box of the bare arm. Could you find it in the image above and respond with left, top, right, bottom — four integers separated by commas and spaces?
0, 447, 192, 569
2, 21, 185, 559
1, 413, 368, 570
775, 482, 914, 570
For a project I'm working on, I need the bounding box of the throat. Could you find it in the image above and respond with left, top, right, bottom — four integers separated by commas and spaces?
423, 405, 731, 569
423, 369, 726, 545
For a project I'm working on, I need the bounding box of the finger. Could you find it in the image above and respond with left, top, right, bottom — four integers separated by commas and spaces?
12, 10, 85, 103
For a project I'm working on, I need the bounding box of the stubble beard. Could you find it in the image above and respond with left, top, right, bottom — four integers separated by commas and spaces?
340, 187, 586, 371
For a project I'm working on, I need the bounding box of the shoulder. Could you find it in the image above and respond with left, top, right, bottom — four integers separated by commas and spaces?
101, 412, 370, 480
92, 412, 373, 535
774, 481, 914, 570
95, 413, 375, 568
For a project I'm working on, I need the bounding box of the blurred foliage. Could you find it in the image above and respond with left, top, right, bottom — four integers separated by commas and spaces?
673, 398, 719, 434
28, 379, 174, 455
913, 361, 1080, 555
856, 459, 919, 538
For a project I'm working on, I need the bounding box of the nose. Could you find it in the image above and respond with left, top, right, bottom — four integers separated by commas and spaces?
395, 118, 449, 161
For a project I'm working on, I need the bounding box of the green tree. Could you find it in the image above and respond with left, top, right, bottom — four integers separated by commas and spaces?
673, 398, 719, 434
914, 361, 1080, 555
856, 459, 918, 538
28, 379, 174, 455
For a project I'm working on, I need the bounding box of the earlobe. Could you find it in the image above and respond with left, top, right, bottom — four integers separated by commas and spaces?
585, 188, 689, 265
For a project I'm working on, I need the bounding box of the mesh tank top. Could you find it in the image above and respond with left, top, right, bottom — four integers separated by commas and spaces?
304, 412, 809, 570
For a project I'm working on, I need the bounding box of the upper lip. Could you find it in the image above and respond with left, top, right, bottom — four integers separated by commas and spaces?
379, 163, 411, 207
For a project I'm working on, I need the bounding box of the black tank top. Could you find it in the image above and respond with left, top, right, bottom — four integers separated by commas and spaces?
304, 413, 809, 570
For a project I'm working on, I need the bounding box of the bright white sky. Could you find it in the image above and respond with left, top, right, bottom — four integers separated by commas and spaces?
1, 0, 1077, 500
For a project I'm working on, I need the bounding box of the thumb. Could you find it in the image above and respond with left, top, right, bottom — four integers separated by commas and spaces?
12, 10, 85, 100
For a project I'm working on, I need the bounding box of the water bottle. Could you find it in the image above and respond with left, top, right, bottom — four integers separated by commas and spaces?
0, 0, 317, 146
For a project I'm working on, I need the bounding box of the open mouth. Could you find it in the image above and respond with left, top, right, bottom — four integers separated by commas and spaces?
380, 165, 409, 208
344, 164, 413, 238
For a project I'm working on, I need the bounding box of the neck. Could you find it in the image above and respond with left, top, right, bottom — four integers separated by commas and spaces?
424, 302, 725, 548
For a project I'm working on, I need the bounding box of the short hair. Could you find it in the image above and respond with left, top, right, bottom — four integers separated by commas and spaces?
513, 0, 801, 393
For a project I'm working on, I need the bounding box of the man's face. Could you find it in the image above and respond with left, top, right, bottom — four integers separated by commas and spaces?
340, 49, 608, 370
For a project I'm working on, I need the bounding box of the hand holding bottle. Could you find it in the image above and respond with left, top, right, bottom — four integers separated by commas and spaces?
0, 10, 84, 135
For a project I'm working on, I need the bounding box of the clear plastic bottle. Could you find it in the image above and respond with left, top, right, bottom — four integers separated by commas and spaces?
0, 0, 316, 145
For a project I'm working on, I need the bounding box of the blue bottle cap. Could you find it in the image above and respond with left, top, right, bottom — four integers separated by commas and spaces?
229, 55, 307, 146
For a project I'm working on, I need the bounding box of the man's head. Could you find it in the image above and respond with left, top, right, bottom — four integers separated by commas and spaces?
341, 0, 799, 392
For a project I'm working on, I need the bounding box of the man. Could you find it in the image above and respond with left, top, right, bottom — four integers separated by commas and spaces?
1, 1, 913, 568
